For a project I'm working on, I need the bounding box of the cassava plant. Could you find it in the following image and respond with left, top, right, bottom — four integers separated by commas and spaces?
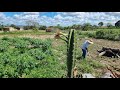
55, 29, 77, 78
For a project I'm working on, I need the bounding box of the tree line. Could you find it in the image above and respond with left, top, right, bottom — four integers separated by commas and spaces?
0, 20, 120, 31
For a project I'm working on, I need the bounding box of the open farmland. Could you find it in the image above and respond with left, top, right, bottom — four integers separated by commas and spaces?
0, 29, 120, 78
1, 12, 120, 78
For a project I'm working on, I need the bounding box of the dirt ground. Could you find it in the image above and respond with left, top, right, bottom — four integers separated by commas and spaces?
80, 38, 120, 72
52, 36, 120, 76
18, 34, 55, 39
0, 34, 55, 39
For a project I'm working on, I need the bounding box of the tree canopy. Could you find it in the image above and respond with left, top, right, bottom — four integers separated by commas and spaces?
115, 20, 120, 27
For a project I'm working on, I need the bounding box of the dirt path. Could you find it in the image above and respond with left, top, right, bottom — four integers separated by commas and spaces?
0, 34, 55, 39
18, 34, 55, 39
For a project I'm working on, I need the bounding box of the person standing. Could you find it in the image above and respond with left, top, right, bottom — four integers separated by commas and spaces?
81, 39, 93, 59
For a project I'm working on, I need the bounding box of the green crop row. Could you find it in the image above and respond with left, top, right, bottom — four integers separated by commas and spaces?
0, 37, 63, 78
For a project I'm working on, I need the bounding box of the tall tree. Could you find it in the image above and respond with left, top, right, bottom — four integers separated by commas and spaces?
82, 23, 93, 31
98, 22, 103, 27
0, 22, 4, 30
39, 25, 47, 30
25, 20, 39, 30
55, 24, 63, 30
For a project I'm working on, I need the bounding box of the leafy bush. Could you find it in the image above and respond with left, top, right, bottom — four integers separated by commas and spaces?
95, 29, 120, 41
14, 40, 30, 49
29, 38, 43, 48
95, 30, 105, 39
115, 34, 120, 41
0, 37, 62, 78
78, 29, 120, 41
42, 40, 52, 52
28, 49, 46, 60
1, 36, 10, 41
0, 40, 10, 52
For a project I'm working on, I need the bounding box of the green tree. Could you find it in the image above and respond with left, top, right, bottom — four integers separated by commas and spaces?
77, 25, 82, 30
10, 24, 16, 28
93, 25, 98, 29
71, 24, 81, 30
39, 25, 47, 30
55, 24, 64, 30
98, 22, 103, 27
25, 20, 39, 30
107, 23, 113, 28
71, 24, 76, 29
10, 24, 20, 29
115, 20, 120, 28
82, 23, 93, 31
0, 22, 4, 30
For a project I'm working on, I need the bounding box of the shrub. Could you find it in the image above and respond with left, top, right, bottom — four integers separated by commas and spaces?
28, 49, 46, 60
0, 40, 10, 52
95, 29, 120, 41
0, 37, 59, 78
95, 30, 105, 39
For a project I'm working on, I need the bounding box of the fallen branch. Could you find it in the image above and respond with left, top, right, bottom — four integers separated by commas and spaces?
107, 67, 120, 78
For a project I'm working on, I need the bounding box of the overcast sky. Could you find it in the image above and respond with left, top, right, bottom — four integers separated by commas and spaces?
0, 12, 120, 26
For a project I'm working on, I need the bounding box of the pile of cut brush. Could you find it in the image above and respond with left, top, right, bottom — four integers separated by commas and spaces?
97, 47, 120, 58
81, 67, 120, 78
62, 66, 120, 78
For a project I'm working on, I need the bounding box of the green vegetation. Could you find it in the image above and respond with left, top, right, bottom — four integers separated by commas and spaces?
1, 17, 120, 78
0, 37, 65, 78
78, 29, 120, 41
77, 60, 104, 73
0, 27, 120, 78
95, 29, 120, 41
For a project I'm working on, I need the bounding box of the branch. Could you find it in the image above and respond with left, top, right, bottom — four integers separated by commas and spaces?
60, 37, 68, 43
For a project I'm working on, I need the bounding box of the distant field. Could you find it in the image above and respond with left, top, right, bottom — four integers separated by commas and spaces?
0, 30, 53, 35
0, 30, 55, 39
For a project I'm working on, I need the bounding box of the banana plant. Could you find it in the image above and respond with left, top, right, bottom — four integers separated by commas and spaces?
55, 29, 77, 78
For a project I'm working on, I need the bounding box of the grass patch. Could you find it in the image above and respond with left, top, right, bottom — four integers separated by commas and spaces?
76, 59, 104, 76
